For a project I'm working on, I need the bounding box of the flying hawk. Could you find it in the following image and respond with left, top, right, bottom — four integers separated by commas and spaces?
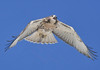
6, 15, 97, 60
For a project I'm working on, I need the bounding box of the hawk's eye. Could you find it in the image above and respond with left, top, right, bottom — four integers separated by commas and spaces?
53, 17, 57, 20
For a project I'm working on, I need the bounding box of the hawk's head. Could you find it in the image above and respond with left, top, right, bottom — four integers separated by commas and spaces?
44, 15, 57, 24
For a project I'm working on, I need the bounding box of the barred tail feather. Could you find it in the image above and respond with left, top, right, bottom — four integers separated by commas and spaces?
25, 31, 57, 44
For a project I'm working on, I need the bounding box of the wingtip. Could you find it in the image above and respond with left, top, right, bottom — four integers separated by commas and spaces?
5, 36, 18, 52
5, 46, 10, 52
5, 41, 13, 52
86, 45, 97, 61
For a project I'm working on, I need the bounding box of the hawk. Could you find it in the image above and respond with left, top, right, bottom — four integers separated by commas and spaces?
6, 15, 97, 60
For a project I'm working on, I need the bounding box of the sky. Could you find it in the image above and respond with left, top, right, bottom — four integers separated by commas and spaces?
0, 0, 100, 70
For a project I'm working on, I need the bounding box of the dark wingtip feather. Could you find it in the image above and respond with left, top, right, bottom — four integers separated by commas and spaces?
5, 46, 10, 52
12, 36, 17, 38
86, 45, 97, 61
5, 36, 17, 52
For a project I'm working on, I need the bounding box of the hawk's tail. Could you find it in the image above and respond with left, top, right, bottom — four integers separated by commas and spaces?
25, 30, 57, 44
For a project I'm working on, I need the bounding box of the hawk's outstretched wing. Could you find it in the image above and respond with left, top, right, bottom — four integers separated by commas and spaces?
53, 20, 97, 60
6, 19, 43, 50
